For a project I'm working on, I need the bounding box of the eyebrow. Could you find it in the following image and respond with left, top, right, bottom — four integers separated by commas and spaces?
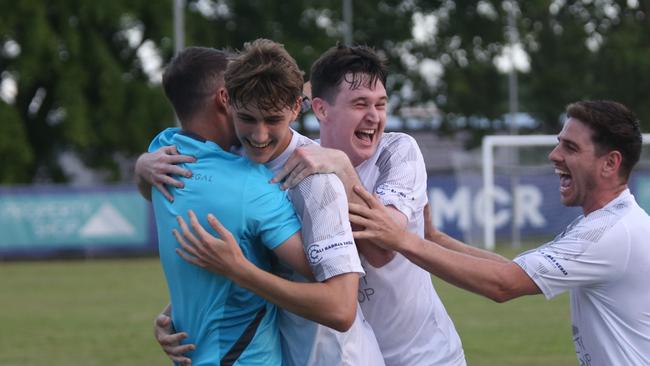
350, 96, 388, 103
558, 136, 579, 150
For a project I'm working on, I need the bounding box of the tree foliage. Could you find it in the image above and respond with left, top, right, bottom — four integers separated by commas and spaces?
0, 0, 174, 184
1, 0, 649, 184
519, 0, 650, 132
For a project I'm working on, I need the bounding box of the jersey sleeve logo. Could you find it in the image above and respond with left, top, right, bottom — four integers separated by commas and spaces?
307, 240, 355, 265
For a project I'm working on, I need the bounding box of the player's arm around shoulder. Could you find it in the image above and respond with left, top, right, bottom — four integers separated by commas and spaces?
271, 143, 350, 190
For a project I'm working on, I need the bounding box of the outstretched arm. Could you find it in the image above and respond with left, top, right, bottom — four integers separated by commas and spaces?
174, 210, 358, 332
135, 146, 195, 201
349, 186, 540, 302
423, 203, 509, 263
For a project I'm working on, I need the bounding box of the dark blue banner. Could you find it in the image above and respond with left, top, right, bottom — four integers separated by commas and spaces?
427, 172, 650, 244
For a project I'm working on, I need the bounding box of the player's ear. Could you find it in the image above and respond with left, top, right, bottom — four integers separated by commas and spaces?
212, 87, 230, 114
602, 150, 622, 178
311, 97, 328, 122
217, 88, 228, 107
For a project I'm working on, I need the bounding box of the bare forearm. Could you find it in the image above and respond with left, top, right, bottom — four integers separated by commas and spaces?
428, 231, 509, 263
401, 232, 519, 302
232, 262, 357, 331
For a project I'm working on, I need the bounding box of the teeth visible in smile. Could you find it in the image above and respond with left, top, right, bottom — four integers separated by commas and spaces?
249, 140, 271, 148
554, 168, 569, 176
355, 129, 376, 143
555, 167, 572, 189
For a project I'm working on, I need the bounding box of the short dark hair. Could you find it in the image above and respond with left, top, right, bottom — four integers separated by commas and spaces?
566, 100, 642, 180
310, 44, 388, 103
225, 39, 304, 112
162, 47, 230, 123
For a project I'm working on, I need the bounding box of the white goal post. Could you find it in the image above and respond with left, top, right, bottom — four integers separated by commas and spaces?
481, 134, 650, 250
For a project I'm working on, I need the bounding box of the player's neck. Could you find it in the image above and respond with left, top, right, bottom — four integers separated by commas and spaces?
583, 183, 628, 216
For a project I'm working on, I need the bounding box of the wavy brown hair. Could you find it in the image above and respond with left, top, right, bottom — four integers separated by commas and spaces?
225, 39, 304, 112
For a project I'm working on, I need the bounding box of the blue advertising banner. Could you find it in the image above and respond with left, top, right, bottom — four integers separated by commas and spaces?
2, 172, 649, 259
0, 186, 155, 259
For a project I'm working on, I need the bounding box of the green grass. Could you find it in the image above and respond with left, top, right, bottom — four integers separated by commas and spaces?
0, 249, 576, 365
434, 279, 574, 365
0, 258, 169, 366
444, 244, 575, 365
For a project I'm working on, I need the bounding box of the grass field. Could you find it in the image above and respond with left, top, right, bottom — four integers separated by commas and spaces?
0, 247, 576, 365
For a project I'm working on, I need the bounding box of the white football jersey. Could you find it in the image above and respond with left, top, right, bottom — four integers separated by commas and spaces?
265, 130, 385, 366
514, 189, 650, 366
355, 132, 466, 366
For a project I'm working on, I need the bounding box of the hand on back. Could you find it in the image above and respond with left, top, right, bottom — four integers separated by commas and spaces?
136, 145, 195, 201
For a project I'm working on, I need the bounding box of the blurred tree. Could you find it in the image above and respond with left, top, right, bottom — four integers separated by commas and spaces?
392, 0, 650, 138
180, 0, 508, 132
0, 0, 175, 184
1, 0, 649, 184
520, 0, 650, 132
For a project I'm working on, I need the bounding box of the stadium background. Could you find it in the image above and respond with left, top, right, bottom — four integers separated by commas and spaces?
2, 1, 649, 364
